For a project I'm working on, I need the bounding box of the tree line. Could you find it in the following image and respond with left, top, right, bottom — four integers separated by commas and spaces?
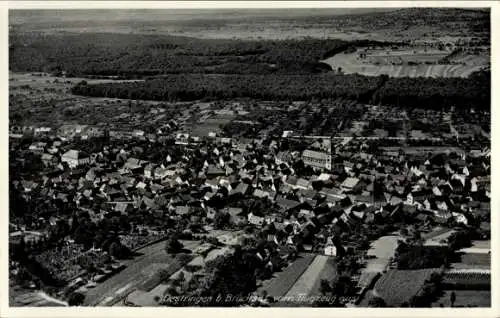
71, 71, 489, 111
71, 73, 382, 102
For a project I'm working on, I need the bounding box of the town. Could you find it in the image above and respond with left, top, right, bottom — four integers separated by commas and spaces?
9, 96, 491, 307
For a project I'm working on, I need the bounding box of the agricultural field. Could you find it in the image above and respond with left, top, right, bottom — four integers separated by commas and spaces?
83, 240, 201, 306
373, 268, 438, 306
257, 253, 315, 299
431, 290, 491, 308
280, 255, 337, 305
10, 8, 489, 42
442, 271, 491, 289
322, 49, 489, 78
9, 72, 184, 128
451, 253, 490, 270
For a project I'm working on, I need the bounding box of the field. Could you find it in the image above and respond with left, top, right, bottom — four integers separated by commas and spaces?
363, 48, 449, 64
138, 254, 193, 292
10, 8, 489, 42
9, 72, 178, 127
83, 240, 201, 306
322, 50, 489, 78
452, 253, 490, 269
421, 226, 452, 240
257, 253, 315, 298
365, 235, 401, 273
442, 271, 491, 289
280, 255, 337, 305
432, 290, 491, 307
373, 268, 437, 306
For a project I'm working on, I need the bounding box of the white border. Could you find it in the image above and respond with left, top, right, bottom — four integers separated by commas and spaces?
1, 2, 498, 318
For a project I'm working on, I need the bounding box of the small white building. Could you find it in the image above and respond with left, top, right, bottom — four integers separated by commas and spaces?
324, 245, 337, 256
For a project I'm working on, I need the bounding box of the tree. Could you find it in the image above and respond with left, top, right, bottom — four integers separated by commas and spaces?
68, 291, 85, 306
109, 242, 120, 258
213, 211, 230, 229
368, 296, 387, 307
165, 237, 183, 254
450, 291, 456, 307
447, 231, 472, 250
319, 279, 332, 295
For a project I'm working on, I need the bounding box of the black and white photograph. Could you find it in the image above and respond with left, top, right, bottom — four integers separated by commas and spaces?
3, 1, 496, 314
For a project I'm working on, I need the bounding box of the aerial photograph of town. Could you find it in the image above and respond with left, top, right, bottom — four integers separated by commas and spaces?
7, 4, 492, 309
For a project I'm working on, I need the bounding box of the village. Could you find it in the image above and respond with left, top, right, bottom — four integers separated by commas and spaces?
8, 98, 491, 308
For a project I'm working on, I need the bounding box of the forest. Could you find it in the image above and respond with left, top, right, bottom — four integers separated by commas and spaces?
71, 71, 490, 111
10, 33, 388, 76
71, 73, 383, 102
372, 71, 490, 111
10, 31, 490, 111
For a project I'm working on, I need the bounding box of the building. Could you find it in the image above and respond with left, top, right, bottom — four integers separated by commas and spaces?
302, 149, 332, 170
34, 127, 52, 137
324, 244, 337, 256
341, 177, 363, 192
28, 142, 47, 154
61, 150, 91, 168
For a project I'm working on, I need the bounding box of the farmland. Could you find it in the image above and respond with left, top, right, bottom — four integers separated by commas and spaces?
257, 253, 315, 299
452, 253, 490, 269
8, 72, 182, 127
431, 290, 491, 308
83, 240, 201, 306
322, 48, 489, 78
281, 255, 337, 304
372, 268, 438, 306
442, 271, 491, 290
10, 8, 489, 42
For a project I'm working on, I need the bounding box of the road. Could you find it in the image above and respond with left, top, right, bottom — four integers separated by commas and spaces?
83, 239, 201, 306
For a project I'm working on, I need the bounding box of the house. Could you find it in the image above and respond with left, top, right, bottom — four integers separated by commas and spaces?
115, 202, 134, 214
248, 212, 265, 227
229, 183, 250, 197
407, 189, 433, 205
144, 164, 157, 179
123, 158, 146, 172
206, 166, 226, 179
28, 142, 47, 154
341, 177, 363, 192
150, 183, 164, 194
276, 196, 304, 214
295, 178, 311, 190
275, 151, 293, 165
206, 208, 217, 220
175, 206, 192, 216
324, 244, 337, 256
253, 189, 271, 199
61, 150, 91, 168
302, 150, 332, 170
154, 168, 176, 180
34, 127, 52, 137
175, 133, 190, 145
41, 153, 58, 167
228, 207, 247, 226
